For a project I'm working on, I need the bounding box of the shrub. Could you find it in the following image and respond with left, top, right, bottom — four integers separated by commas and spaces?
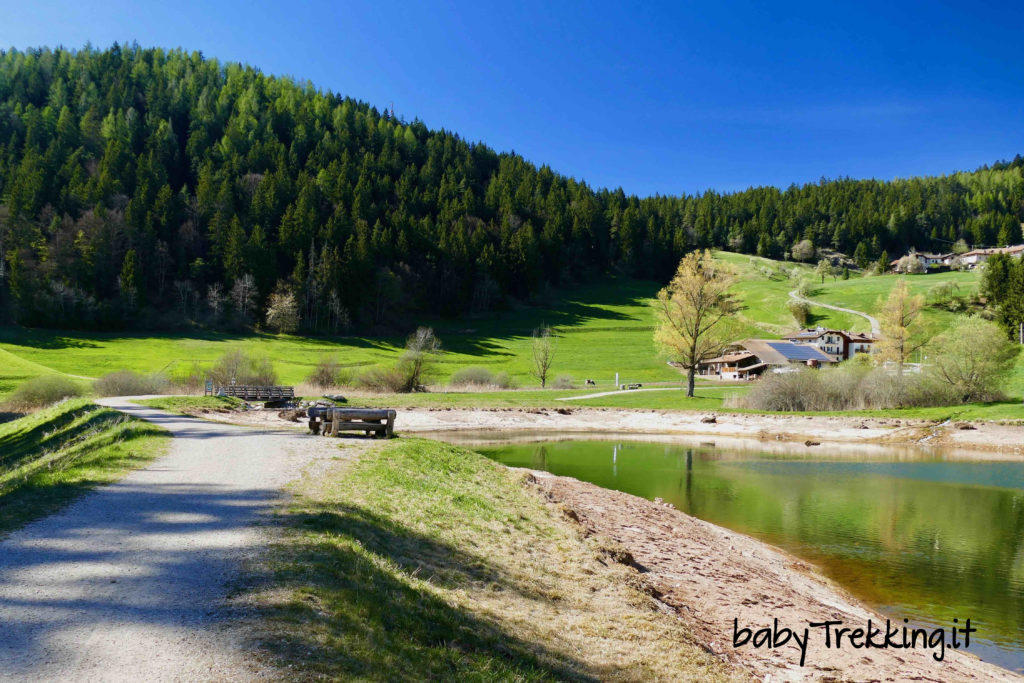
171, 361, 205, 394
493, 371, 514, 389
208, 350, 278, 386
93, 371, 170, 397
787, 300, 810, 327
553, 375, 575, 389
356, 366, 408, 393
741, 363, 955, 412
307, 356, 342, 389
5, 375, 83, 410
449, 366, 515, 389
927, 316, 1019, 403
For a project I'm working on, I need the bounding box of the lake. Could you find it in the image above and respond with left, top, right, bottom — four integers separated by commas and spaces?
451, 433, 1024, 673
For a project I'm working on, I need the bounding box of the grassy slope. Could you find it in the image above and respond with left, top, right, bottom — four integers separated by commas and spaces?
806, 268, 1024, 400
0, 400, 169, 537
0, 278, 683, 399
0, 254, 843, 404
246, 437, 736, 681
2, 255, 1021, 419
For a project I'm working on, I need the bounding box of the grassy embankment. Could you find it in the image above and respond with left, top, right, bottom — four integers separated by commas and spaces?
245, 436, 737, 681
0, 399, 169, 537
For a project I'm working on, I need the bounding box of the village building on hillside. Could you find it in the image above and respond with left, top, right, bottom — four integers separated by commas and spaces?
696, 339, 836, 380
782, 327, 876, 362
959, 244, 1024, 269
890, 252, 952, 272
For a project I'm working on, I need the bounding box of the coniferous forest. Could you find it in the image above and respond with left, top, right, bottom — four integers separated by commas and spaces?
1, 45, 1023, 331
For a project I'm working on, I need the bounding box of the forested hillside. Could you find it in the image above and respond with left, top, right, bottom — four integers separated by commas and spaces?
1, 45, 1022, 331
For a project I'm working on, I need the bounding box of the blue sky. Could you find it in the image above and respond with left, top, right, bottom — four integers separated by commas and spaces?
2, 1, 1022, 196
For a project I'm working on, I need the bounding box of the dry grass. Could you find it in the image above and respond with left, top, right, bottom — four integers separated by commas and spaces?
242, 438, 741, 681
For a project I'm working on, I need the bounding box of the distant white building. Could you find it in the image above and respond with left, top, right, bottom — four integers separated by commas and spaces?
960, 244, 1024, 268
783, 328, 877, 362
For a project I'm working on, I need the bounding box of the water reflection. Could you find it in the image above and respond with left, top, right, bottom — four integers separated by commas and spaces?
465, 435, 1024, 673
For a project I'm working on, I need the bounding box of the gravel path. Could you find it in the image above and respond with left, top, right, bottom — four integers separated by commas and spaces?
789, 288, 881, 335
0, 397, 337, 682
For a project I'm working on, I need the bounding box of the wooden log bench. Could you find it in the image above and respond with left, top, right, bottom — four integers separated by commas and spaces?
307, 407, 396, 438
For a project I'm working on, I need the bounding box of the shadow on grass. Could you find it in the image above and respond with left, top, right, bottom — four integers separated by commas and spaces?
0, 410, 169, 539
253, 499, 598, 681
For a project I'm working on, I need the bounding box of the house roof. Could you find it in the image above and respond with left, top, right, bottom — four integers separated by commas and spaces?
738, 339, 836, 365
961, 245, 1024, 257
703, 351, 756, 364
783, 328, 851, 341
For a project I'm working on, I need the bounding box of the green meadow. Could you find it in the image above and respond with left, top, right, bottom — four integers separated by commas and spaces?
1, 252, 1021, 420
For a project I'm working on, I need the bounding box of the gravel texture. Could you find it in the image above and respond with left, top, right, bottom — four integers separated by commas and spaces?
0, 397, 337, 682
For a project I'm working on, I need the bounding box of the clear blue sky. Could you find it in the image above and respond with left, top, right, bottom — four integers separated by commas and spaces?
2, 0, 1022, 196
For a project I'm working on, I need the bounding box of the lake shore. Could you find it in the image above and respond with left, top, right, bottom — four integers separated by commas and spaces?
527, 468, 1019, 681
397, 406, 1024, 456
199, 403, 1024, 456
176, 401, 1024, 678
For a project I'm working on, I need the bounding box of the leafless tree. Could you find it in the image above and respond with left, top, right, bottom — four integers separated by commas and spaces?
230, 273, 257, 320
532, 325, 556, 388
171, 279, 193, 318
398, 326, 441, 391
206, 283, 225, 317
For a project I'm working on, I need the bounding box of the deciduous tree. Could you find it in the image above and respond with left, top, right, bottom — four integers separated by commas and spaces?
531, 325, 556, 388
875, 279, 926, 378
654, 250, 739, 397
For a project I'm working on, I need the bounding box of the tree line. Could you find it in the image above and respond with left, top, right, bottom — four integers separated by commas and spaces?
1, 45, 1023, 332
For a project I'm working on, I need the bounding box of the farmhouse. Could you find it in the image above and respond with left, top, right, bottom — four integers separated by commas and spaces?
889, 252, 952, 272
782, 327, 876, 362
698, 339, 836, 380
960, 244, 1024, 268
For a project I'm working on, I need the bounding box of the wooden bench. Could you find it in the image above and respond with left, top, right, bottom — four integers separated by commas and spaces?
308, 407, 396, 438
207, 385, 295, 401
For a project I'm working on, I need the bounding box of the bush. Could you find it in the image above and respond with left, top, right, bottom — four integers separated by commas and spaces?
553, 375, 575, 389
449, 366, 515, 389
171, 361, 205, 394
5, 375, 83, 410
208, 350, 278, 386
787, 300, 810, 327
742, 363, 948, 412
356, 366, 408, 393
93, 371, 170, 397
307, 356, 342, 389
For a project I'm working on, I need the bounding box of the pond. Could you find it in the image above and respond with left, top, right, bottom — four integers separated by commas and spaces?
450, 433, 1024, 674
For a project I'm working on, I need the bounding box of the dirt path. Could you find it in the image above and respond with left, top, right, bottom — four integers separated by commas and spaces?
556, 386, 684, 400
789, 288, 881, 335
0, 397, 343, 682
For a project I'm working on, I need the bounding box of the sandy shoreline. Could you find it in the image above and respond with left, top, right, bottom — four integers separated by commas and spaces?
529, 469, 1018, 682
235, 405, 1024, 456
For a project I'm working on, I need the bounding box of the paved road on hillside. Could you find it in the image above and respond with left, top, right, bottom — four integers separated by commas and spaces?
0, 398, 332, 682
788, 288, 881, 336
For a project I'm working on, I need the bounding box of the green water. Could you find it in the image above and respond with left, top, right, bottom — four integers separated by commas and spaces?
470, 437, 1024, 673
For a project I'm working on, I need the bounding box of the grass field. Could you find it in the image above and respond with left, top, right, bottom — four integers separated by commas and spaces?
805, 268, 982, 334
0, 400, 169, 537
245, 437, 735, 680
1, 253, 1021, 420
0, 254, 856, 404
0, 277, 684, 401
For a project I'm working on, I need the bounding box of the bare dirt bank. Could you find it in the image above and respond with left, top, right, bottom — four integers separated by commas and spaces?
205, 405, 1024, 456
528, 469, 1019, 682
397, 407, 1024, 456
